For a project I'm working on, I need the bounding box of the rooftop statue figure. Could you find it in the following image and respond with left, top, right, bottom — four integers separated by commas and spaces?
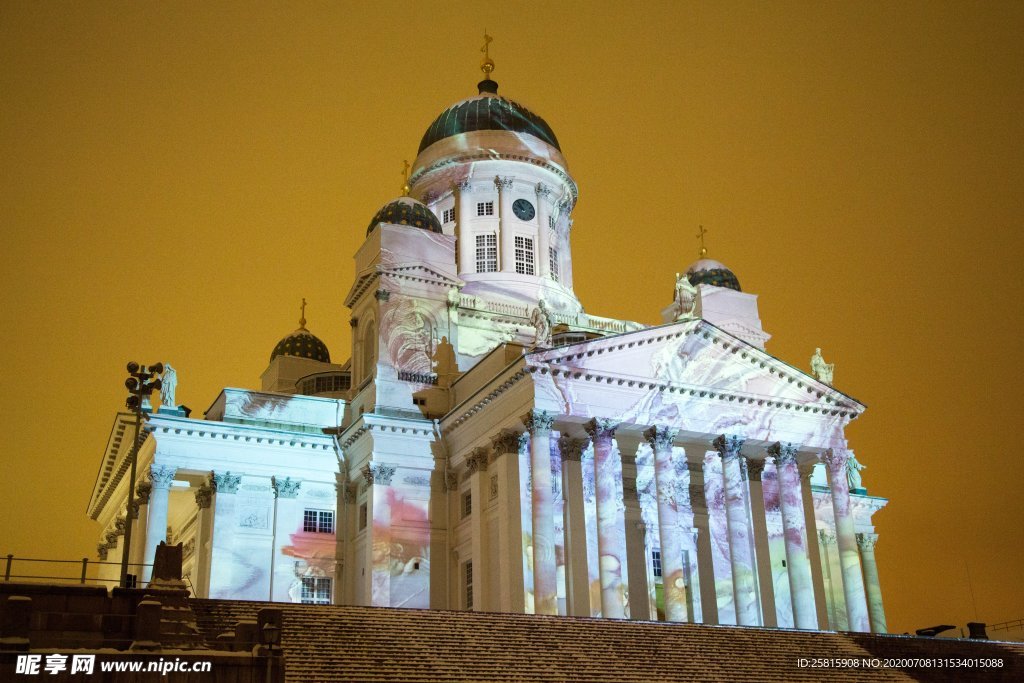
810, 348, 834, 385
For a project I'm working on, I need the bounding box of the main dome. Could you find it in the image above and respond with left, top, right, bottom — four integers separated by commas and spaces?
418, 81, 560, 155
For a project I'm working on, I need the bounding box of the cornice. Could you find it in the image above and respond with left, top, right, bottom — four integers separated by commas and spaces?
410, 151, 578, 209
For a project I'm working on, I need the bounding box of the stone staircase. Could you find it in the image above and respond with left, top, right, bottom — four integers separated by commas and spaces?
191, 600, 1024, 682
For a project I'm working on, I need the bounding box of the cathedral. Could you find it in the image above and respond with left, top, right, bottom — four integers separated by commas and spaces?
86, 52, 888, 634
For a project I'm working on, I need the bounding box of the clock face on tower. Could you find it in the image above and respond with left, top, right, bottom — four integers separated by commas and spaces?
512, 199, 536, 221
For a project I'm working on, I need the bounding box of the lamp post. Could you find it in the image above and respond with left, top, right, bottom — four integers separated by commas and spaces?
119, 362, 163, 588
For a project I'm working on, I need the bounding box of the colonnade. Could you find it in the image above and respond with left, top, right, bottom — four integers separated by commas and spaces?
480, 409, 883, 632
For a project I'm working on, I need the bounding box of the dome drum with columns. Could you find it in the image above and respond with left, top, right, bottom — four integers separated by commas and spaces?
87, 41, 889, 639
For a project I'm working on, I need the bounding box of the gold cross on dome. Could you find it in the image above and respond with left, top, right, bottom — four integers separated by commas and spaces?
401, 160, 411, 195
299, 297, 307, 329
480, 31, 495, 77
696, 225, 708, 258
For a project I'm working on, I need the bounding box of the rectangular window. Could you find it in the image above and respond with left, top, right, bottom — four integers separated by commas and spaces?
358, 503, 368, 530
652, 549, 663, 578
548, 215, 555, 229
464, 561, 474, 609
476, 201, 494, 217
304, 509, 335, 533
461, 490, 472, 518
549, 247, 559, 281
300, 577, 332, 605
514, 235, 535, 275
443, 207, 455, 223
475, 234, 497, 273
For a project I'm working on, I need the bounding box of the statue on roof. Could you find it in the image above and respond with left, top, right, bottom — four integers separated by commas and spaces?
531, 299, 552, 348
674, 272, 697, 319
160, 363, 177, 407
810, 348, 834, 385
846, 453, 866, 491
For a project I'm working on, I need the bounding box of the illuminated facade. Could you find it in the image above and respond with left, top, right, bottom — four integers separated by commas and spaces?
87, 73, 888, 633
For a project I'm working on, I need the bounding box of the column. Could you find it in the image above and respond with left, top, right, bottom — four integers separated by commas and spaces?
745, 458, 777, 627
644, 426, 688, 622
768, 442, 818, 629
714, 435, 760, 626
584, 418, 629, 619
523, 410, 557, 615
455, 179, 473, 273
466, 448, 490, 611
559, 436, 590, 617
799, 462, 830, 629
689, 461, 718, 624
857, 532, 887, 634
208, 471, 241, 599
536, 183, 552, 279
141, 464, 176, 584
129, 482, 152, 582
270, 476, 302, 602
818, 530, 841, 627
364, 463, 396, 607
820, 449, 870, 632
193, 481, 214, 598
496, 176, 515, 273
490, 430, 527, 612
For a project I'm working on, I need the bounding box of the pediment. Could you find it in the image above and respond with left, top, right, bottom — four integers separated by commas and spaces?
527, 319, 863, 422
345, 264, 462, 307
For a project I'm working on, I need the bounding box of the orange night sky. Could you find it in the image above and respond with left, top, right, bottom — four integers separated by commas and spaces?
1, 1, 1021, 636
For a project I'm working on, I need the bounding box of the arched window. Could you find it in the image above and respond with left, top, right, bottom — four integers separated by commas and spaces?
361, 319, 377, 381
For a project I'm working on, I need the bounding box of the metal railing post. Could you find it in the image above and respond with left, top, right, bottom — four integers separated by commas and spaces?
4, 554, 12, 581
80, 557, 88, 584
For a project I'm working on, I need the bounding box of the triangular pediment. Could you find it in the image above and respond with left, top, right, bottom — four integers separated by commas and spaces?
527, 319, 863, 416
345, 264, 462, 307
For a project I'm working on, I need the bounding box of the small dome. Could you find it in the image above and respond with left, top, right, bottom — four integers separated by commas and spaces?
686, 258, 742, 292
270, 328, 331, 364
366, 196, 443, 236
418, 85, 560, 155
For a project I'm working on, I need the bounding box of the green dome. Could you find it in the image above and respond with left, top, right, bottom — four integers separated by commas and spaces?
686, 258, 742, 292
270, 328, 331, 363
418, 84, 560, 155
366, 197, 443, 236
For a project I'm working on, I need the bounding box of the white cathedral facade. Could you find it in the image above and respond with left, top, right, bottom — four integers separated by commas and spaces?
87, 69, 888, 634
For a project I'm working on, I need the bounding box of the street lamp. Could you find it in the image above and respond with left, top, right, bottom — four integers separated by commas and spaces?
119, 362, 163, 588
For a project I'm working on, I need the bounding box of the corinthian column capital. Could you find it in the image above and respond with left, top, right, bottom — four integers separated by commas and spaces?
494, 176, 513, 191
148, 464, 176, 490
767, 441, 799, 465
362, 463, 396, 486
523, 409, 555, 434
558, 435, 587, 461
643, 425, 678, 452
744, 457, 767, 481
712, 434, 745, 460
194, 484, 213, 509
466, 447, 490, 474
819, 448, 849, 474
584, 417, 618, 440
491, 429, 522, 456
856, 532, 879, 552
